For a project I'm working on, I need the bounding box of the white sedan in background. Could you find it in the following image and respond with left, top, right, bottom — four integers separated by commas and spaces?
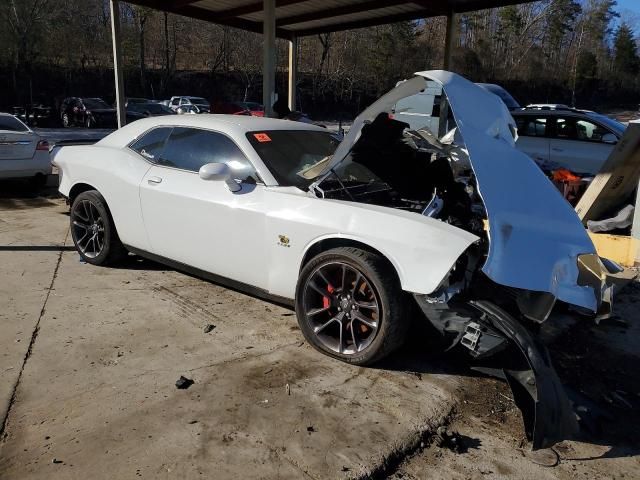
0, 113, 51, 186
53, 71, 620, 450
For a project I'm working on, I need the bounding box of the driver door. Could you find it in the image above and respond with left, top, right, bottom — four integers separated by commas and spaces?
139, 126, 268, 289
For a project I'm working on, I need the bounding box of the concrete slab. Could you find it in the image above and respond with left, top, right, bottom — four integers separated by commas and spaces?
0, 198, 460, 479
0, 198, 69, 433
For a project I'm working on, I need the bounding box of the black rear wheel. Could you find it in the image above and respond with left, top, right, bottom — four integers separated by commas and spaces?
70, 190, 126, 265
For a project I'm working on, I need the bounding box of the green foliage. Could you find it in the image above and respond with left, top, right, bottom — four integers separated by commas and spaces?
613, 22, 640, 76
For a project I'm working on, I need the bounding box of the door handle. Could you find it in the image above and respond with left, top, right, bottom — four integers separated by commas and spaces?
552, 147, 563, 152
147, 176, 162, 185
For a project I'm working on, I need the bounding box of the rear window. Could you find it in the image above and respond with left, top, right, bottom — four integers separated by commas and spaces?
0, 115, 28, 132
246, 130, 339, 188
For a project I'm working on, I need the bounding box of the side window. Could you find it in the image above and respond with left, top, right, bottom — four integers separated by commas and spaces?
514, 116, 548, 137
171, 98, 180, 106
158, 127, 257, 182
129, 127, 172, 162
552, 117, 577, 140
575, 119, 611, 142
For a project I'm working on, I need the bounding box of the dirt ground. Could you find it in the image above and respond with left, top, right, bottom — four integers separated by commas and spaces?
1, 180, 639, 479
391, 287, 640, 480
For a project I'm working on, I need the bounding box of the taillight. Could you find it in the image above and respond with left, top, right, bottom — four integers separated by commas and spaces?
36, 140, 49, 151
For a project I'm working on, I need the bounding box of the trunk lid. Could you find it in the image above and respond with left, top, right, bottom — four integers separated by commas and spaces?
0, 130, 38, 160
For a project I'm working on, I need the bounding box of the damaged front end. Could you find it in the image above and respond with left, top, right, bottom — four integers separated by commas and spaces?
310, 71, 630, 449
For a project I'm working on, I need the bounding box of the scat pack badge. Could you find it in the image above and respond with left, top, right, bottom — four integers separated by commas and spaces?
278, 235, 290, 247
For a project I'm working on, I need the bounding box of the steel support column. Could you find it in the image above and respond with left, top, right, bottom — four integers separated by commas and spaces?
263, 0, 276, 117
288, 34, 298, 111
443, 10, 456, 70
110, 0, 126, 128
439, 9, 456, 137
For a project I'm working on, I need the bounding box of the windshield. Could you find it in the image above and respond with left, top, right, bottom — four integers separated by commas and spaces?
0, 115, 29, 132
83, 98, 110, 109
586, 112, 627, 136
246, 130, 340, 188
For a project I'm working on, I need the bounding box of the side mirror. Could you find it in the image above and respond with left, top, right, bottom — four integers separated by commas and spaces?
602, 133, 618, 144
198, 162, 240, 192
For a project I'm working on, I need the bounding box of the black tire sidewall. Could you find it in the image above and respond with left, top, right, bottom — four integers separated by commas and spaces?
70, 191, 120, 266
295, 247, 405, 366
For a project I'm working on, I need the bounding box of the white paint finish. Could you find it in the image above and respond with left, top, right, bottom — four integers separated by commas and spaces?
55, 113, 478, 300
56, 145, 152, 251
140, 166, 269, 288
262, 187, 478, 298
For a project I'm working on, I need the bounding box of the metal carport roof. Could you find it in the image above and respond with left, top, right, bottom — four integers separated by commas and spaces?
124, 0, 537, 38
108, 0, 537, 123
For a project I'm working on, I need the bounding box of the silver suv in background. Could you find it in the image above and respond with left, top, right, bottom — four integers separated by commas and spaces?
512, 105, 626, 175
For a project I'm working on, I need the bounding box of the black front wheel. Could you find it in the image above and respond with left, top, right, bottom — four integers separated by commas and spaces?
295, 247, 408, 366
70, 190, 126, 265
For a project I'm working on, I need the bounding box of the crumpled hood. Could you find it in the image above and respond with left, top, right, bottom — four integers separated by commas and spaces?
322, 70, 600, 312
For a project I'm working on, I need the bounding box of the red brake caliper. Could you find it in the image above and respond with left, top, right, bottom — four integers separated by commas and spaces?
323, 284, 335, 309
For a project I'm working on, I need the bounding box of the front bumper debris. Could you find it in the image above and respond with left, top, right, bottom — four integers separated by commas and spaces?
415, 296, 578, 450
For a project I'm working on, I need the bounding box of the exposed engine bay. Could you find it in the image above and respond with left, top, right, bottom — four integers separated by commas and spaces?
314, 113, 486, 238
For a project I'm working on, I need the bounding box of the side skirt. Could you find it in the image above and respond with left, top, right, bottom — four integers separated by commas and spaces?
124, 245, 295, 309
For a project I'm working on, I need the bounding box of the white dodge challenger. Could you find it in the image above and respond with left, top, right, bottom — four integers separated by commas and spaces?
54, 71, 621, 449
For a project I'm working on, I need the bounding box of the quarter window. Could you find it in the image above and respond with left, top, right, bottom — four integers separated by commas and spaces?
159, 127, 257, 181
129, 127, 172, 161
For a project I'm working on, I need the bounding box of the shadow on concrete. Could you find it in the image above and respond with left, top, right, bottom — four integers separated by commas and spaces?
0, 178, 60, 205
0, 245, 75, 252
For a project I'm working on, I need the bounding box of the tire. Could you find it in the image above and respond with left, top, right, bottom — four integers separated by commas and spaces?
70, 190, 127, 266
62, 113, 70, 128
295, 247, 408, 366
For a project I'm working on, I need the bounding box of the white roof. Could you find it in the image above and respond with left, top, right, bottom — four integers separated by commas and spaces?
99, 114, 326, 148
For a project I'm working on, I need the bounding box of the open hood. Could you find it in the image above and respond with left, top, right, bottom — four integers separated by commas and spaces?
320, 70, 603, 312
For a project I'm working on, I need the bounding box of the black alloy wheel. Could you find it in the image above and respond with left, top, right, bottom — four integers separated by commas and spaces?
70, 190, 126, 265
296, 247, 408, 365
